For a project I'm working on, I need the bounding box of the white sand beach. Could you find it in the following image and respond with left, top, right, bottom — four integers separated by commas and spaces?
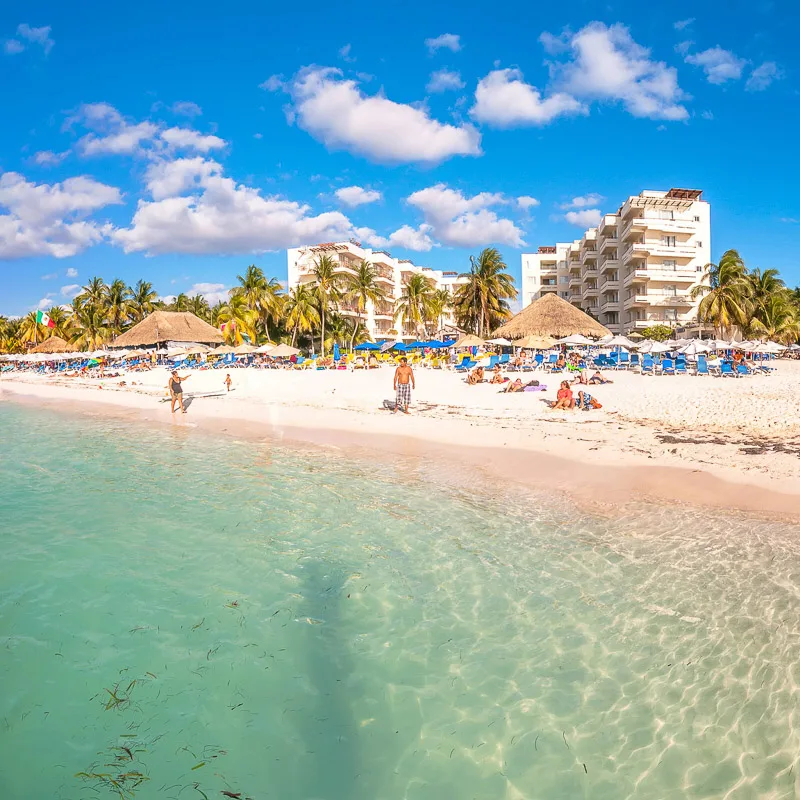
3, 361, 799, 515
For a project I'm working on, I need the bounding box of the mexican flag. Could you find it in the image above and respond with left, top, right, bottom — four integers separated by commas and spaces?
36, 310, 56, 328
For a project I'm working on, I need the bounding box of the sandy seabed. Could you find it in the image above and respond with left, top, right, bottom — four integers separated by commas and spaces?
2, 360, 799, 517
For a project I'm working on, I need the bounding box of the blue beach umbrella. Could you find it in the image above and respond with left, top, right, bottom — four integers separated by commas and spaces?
354, 342, 380, 351
333, 342, 341, 361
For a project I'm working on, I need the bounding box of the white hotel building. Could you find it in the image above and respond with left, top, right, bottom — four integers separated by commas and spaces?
287, 241, 467, 340
521, 189, 711, 335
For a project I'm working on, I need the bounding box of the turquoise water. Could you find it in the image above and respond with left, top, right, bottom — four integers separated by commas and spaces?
2, 403, 800, 799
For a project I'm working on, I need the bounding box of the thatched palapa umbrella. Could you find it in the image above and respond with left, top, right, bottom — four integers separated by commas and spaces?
493, 293, 610, 340
111, 311, 223, 348
30, 336, 72, 354
453, 334, 486, 348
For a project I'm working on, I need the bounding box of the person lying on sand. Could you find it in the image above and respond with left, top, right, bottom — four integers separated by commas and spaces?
489, 364, 506, 384
504, 378, 525, 392
467, 365, 485, 385
549, 380, 574, 409
577, 390, 603, 410
589, 371, 613, 384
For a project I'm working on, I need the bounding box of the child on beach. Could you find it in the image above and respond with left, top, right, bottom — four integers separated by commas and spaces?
225, 373, 232, 392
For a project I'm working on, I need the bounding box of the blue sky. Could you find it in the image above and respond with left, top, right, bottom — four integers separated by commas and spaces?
1, 0, 797, 316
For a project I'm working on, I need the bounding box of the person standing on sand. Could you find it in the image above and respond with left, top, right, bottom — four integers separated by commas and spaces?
225, 373, 232, 392
393, 357, 415, 414
169, 370, 190, 414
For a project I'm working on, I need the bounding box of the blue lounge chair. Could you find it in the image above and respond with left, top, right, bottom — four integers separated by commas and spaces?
720, 361, 735, 377
641, 355, 655, 375
455, 359, 476, 372
660, 358, 675, 375
696, 357, 710, 376
485, 355, 499, 370
617, 352, 630, 369
629, 353, 640, 369
498, 354, 510, 367
675, 358, 688, 375
736, 363, 751, 377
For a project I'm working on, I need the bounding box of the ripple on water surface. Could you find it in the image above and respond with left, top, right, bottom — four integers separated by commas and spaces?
1, 402, 800, 799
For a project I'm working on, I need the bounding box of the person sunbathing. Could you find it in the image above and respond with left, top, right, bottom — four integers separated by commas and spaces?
467, 365, 485, 385
504, 378, 525, 392
588, 371, 613, 384
489, 364, 506, 384
577, 390, 603, 410
549, 380, 574, 409
554, 355, 567, 370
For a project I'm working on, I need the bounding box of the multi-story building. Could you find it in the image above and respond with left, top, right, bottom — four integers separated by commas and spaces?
287, 241, 467, 341
521, 189, 711, 335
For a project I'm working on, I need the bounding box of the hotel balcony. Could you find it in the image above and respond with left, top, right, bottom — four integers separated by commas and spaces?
623, 293, 649, 309
600, 276, 619, 290
583, 284, 599, 297
621, 241, 696, 261
601, 298, 621, 314
568, 292, 583, 303
620, 215, 646, 240
650, 293, 694, 307
599, 235, 619, 252
568, 274, 583, 289
599, 255, 619, 273
580, 248, 597, 266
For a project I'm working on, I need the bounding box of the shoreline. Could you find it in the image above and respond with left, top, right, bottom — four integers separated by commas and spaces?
3, 373, 800, 519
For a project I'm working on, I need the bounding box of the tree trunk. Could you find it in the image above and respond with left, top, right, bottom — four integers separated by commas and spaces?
320, 306, 326, 357
291, 321, 298, 347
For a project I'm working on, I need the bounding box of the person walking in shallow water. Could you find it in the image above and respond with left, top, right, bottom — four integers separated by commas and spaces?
393, 357, 415, 414
169, 370, 189, 414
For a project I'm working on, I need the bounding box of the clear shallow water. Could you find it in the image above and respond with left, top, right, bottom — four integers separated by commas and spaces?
2, 404, 800, 799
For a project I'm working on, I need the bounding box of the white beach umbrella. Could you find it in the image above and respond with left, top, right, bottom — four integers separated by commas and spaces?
267, 344, 301, 358
557, 334, 596, 346
598, 334, 614, 344
254, 343, 276, 354
487, 337, 513, 346
606, 335, 637, 349
678, 341, 711, 355
648, 341, 672, 354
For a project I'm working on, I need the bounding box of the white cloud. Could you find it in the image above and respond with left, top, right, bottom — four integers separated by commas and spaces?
144, 157, 223, 201
565, 208, 602, 227
160, 127, 226, 152
548, 22, 689, 120
17, 24, 54, 54
0, 172, 122, 259
746, 62, 781, 91
259, 74, 284, 91
517, 196, 540, 211
539, 30, 571, 55
41, 272, 57, 280
781, 217, 800, 224
685, 46, 746, 84
66, 267, 78, 277
674, 18, 695, 31
80, 120, 159, 156
171, 101, 202, 117
427, 69, 465, 93
60, 283, 80, 298
334, 185, 382, 207
405, 184, 524, 248
286, 67, 481, 164
358, 224, 436, 252
471, 68, 585, 127
187, 282, 230, 305
112, 161, 356, 256
339, 43, 355, 62
560, 193, 604, 209
701, 110, 714, 120
36, 295, 55, 310
425, 33, 461, 54
4, 39, 24, 55
675, 40, 693, 57
34, 150, 69, 166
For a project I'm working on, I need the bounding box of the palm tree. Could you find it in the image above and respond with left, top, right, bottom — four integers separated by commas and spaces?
18, 312, 44, 344
45, 306, 71, 338
106, 279, 131, 333
284, 284, 320, 347
454, 248, 516, 337
310, 255, 342, 356
749, 293, 800, 343
231, 266, 284, 342
188, 294, 211, 321
323, 314, 352, 353
129, 280, 158, 322
429, 288, 452, 334
216, 294, 258, 345
345, 261, 387, 350
170, 293, 190, 312
747, 268, 786, 331
70, 304, 112, 350
395, 273, 436, 339
77, 276, 107, 309
691, 249, 753, 338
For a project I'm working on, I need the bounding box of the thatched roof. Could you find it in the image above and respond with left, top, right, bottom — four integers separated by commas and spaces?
30, 336, 72, 353
493, 294, 610, 340
111, 311, 223, 347
453, 334, 486, 348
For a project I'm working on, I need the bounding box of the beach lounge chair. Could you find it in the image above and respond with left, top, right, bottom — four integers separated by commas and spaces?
641, 355, 655, 375
617, 352, 630, 369
720, 361, 735, 377
534, 353, 544, 370
696, 357, 710, 376
660, 358, 675, 375
498, 354, 510, 368
486, 355, 499, 370
629, 353, 640, 369
455, 359, 476, 372
674, 358, 688, 375
736, 363, 751, 377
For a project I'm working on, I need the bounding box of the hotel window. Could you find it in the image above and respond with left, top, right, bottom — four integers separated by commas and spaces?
559, 275, 569, 284
693, 215, 700, 222
664, 285, 677, 296
662, 259, 677, 270
658, 210, 674, 220
696, 241, 703, 247
661, 235, 676, 247
664, 310, 678, 321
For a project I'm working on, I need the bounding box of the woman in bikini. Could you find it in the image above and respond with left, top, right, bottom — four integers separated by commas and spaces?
169, 370, 190, 414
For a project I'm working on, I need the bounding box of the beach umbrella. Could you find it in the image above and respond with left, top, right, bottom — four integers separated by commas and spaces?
380, 340, 404, 352
453, 334, 486, 348
557, 334, 595, 346
424, 339, 449, 349
214, 344, 239, 354
648, 341, 672, 354
268, 344, 301, 358
598, 334, 614, 344
606, 335, 637, 349
678, 341, 711, 355
354, 342, 380, 351
627, 332, 645, 340
487, 337, 513, 346
514, 334, 556, 349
